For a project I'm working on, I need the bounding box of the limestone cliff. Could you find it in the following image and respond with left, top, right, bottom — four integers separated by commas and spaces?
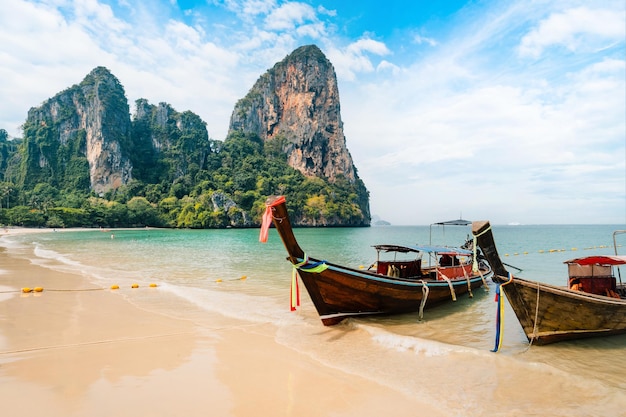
4, 55, 370, 228
228, 45, 358, 183
131, 99, 211, 184
21, 67, 132, 194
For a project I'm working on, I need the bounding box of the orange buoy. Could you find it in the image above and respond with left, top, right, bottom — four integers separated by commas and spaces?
131, 283, 139, 289
21, 287, 32, 293
110, 284, 120, 290
33, 287, 44, 292
149, 283, 158, 288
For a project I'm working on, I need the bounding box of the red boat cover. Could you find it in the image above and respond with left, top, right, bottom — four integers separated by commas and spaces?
565, 255, 626, 266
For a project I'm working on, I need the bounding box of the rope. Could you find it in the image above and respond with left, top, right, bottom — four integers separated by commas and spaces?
289, 253, 328, 311
438, 270, 457, 301
477, 268, 489, 292
418, 280, 429, 320
472, 223, 491, 272
461, 264, 473, 298
528, 281, 541, 347
0, 288, 105, 293
289, 255, 308, 311
4, 284, 166, 294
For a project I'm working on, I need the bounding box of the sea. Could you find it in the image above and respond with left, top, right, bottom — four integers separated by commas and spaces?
1, 223, 625, 416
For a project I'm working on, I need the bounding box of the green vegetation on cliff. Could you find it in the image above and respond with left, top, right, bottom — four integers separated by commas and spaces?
0, 60, 370, 229
0, 126, 369, 228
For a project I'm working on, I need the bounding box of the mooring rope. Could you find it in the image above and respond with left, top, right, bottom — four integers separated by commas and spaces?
419, 280, 429, 320
438, 270, 457, 301
477, 268, 489, 292
528, 281, 541, 348
461, 265, 473, 298
472, 223, 491, 272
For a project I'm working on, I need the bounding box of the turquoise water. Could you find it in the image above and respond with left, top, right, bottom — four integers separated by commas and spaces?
1, 224, 625, 416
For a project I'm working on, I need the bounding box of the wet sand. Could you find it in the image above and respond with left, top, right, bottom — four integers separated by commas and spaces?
0, 229, 444, 417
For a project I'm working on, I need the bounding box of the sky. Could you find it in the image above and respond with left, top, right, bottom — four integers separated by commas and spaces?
0, 0, 624, 225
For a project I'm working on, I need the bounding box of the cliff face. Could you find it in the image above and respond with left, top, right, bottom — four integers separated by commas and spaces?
21, 67, 132, 194
228, 45, 357, 183
5, 47, 369, 228
130, 99, 212, 184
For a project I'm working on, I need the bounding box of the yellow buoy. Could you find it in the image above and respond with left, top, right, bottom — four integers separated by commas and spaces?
216, 279, 223, 283
22, 287, 32, 293
239, 276, 247, 280
33, 287, 44, 292
131, 283, 139, 289
110, 284, 120, 290
149, 283, 158, 288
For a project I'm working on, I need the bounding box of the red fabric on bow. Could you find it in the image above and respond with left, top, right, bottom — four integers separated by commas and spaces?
259, 196, 286, 243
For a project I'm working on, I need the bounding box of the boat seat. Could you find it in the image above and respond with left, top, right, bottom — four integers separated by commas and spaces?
569, 275, 616, 296
377, 260, 421, 278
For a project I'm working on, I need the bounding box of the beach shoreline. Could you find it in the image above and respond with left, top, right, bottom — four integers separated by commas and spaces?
0, 228, 443, 417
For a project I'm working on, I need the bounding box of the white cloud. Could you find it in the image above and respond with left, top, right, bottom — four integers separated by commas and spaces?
0, 0, 623, 224
326, 38, 390, 80
376, 60, 400, 75
413, 34, 437, 47
339, 2, 625, 224
264, 2, 317, 31
225, 0, 277, 21
519, 7, 626, 58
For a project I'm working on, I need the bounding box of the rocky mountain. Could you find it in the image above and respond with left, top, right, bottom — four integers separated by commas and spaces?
0, 45, 370, 228
130, 99, 213, 185
228, 45, 358, 184
18, 67, 133, 194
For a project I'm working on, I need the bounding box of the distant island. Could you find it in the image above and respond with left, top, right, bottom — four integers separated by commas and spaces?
371, 215, 391, 226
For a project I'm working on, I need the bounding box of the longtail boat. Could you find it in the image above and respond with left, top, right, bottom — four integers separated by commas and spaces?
472, 220, 626, 346
260, 196, 492, 326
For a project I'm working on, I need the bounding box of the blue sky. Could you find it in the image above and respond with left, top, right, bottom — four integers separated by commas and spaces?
0, 0, 624, 225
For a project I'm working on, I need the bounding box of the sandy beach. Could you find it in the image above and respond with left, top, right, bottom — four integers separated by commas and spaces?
0, 229, 443, 417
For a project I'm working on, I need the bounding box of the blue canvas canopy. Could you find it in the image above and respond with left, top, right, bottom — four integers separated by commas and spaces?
432, 219, 471, 226
373, 244, 472, 256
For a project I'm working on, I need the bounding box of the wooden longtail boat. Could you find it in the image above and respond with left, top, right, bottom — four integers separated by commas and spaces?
260, 196, 492, 326
472, 220, 626, 345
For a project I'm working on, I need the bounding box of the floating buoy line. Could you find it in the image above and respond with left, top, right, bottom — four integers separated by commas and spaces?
1, 275, 250, 294
0, 283, 160, 294
503, 244, 618, 257
215, 275, 247, 283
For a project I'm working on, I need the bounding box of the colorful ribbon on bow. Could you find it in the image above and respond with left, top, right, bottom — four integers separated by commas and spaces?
491, 272, 514, 352
290, 255, 328, 311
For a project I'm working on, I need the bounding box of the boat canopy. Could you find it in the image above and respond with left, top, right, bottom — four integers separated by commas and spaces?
565, 255, 626, 266
373, 244, 472, 256
431, 219, 472, 226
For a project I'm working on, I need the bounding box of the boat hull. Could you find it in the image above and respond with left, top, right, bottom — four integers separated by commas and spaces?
296, 261, 489, 325
499, 277, 626, 345
263, 195, 491, 326
472, 220, 626, 345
